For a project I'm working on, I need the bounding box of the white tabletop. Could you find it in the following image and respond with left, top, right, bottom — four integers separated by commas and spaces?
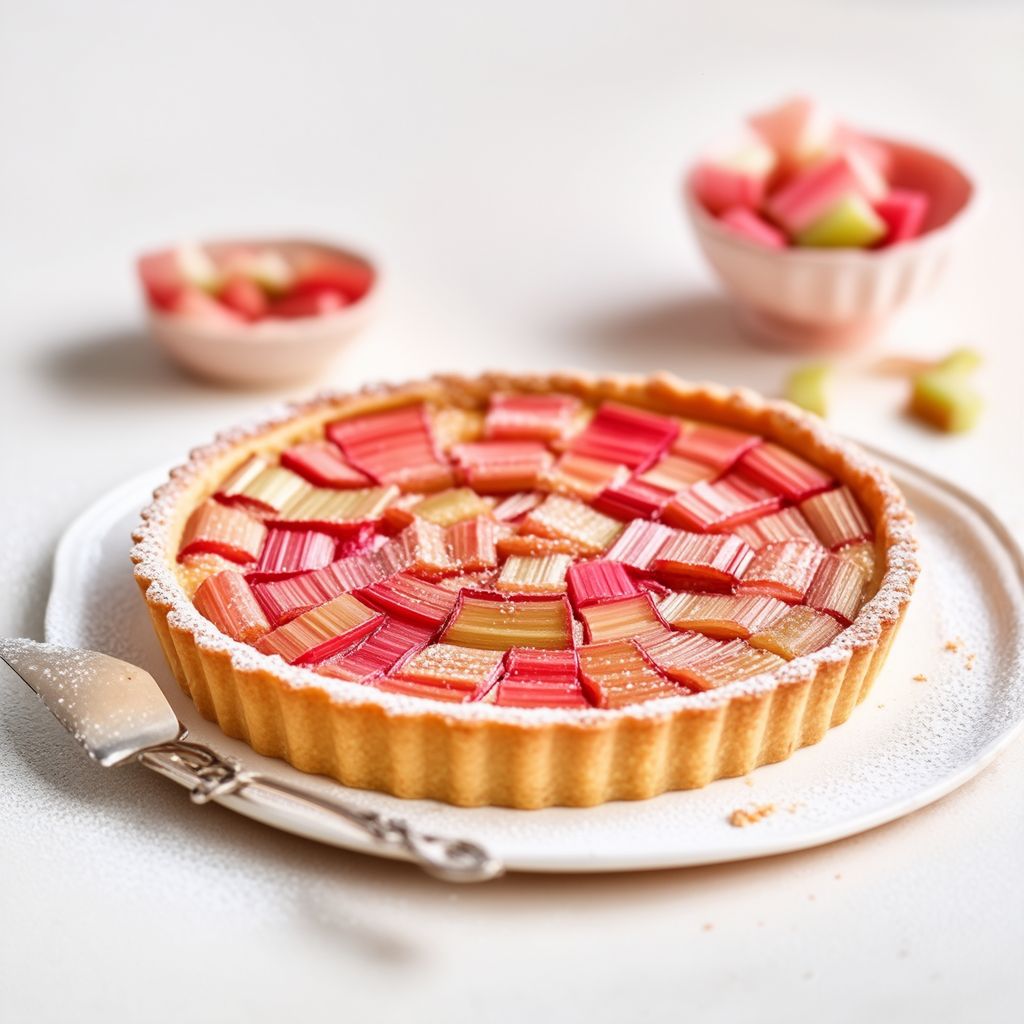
2, 1, 1023, 1020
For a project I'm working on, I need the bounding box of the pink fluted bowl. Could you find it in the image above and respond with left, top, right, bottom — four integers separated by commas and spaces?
684, 138, 978, 349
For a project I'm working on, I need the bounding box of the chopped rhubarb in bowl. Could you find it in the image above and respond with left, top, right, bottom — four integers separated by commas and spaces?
137, 238, 378, 385
682, 97, 977, 350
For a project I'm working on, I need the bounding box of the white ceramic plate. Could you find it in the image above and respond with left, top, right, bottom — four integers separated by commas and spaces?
45, 454, 1024, 874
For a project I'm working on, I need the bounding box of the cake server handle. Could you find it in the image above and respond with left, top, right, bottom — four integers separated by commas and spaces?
137, 739, 504, 883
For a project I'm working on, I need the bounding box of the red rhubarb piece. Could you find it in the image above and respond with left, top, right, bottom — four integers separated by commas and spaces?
577, 640, 683, 709
291, 256, 374, 302
251, 527, 337, 581
737, 539, 825, 603
639, 453, 716, 493
735, 443, 834, 502
450, 441, 553, 492
662, 475, 782, 533
603, 520, 676, 574
255, 593, 383, 665
799, 486, 872, 550
733, 507, 818, 549
250, 552, 385, 626
641, 629, 725, 681
360, 572, 459, 628
566, 560, 639, 609
484, 393, 580, 441
178, 500, 266, 565
447, 517, 505, 572
137, 250, 183, 311
593, 478, 671, 521
672, 423, 761, 471
805, 553, 868, 625
520, 494, 624, 555
267, 289, 348, 319
394, 643, 504, 693
317, 617, 433, 682
193, 571, 270, 644
547, 452, 629, 500
669, 639, 787, 691
494, 648, 588, 709
327, 404, 454, 493
567, 401, 679, 471
281, 441, 373, 489
717, 206, 787, 249
652, 531, 753, 592
874, 188, 929, 247
218, 276, 268, 321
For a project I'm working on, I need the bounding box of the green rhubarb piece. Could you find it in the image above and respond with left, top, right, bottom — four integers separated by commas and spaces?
936, 346, 983, 376
785, 363, 830, 417
795, 193, 887, 249
909, 370, 982, 433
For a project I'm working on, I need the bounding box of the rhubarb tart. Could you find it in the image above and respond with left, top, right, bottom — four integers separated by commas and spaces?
132, 372, 918, 808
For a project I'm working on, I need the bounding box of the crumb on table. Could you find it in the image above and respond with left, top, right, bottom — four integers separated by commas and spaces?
728, 803, 776, 828
912, 673, 928, 683
944, 637, 963, 653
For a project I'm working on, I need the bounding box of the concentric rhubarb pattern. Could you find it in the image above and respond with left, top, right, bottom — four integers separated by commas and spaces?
163, 385, 888, 710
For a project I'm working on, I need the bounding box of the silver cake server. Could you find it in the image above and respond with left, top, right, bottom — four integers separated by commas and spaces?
0, 637, 503, 883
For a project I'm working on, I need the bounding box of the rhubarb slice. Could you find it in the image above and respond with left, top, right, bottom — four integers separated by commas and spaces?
491, 491, 544, 522
496, 553, 572, 594
193, 571, 271, 644
662, 475, 782, 533
447, 517, 504, 571
216, 459, 308, 514
520, 494, 624, 555
737, 539, 825, 602
251, 527, 337, 580
494, 648, 587, 709
785, 363, 830, 417
837, 541, 877, 582
360, 572, 459, 628
373, 677, 473, 703
672, 422, 760, 471
799, 486, 871, 550
326, 403, 454, 492
603, 520, 676, 573
273, 485, 399, 530
250, 552, 385, 626
394, 643, 504, 692
441, 591, 572, 651
733, 507, 818, 549
384, 519, 454, 577
909, 365, 983, 433
567, 401, 679, 471
178, 500, 267, 564
717, 206, 787, 249
673, 639, 787, 691
638, 453, 716, 494
749, 605, 843, 660
496, 533, 584, 558
412, 488, 494, 527
577, 640, 682, 709
566, 560, 639, 609
735, 443, 834, 502
547, 452, 629, 501
658, 591, 789, 640
484, 393, 580, 441
874, 188, 929, 247
317, 617, 433, 681
796, 193, 887, 249
652, 531, 753, 592
280, 441, 373, 489
579, 593, 668, 643
255, 593, 383, 664
592, 478, 671, 521
805, 553, 869, 625
641, 629, 725, 681
450, 441, 553, 492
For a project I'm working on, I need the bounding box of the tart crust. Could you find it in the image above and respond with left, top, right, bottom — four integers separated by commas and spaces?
131, 372, 918, 808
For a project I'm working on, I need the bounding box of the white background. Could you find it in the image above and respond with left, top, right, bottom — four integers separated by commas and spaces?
2, 1, 1022, 1021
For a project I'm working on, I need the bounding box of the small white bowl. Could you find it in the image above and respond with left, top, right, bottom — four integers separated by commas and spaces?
684, 138, 978, 349
144, 238, 378, 387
